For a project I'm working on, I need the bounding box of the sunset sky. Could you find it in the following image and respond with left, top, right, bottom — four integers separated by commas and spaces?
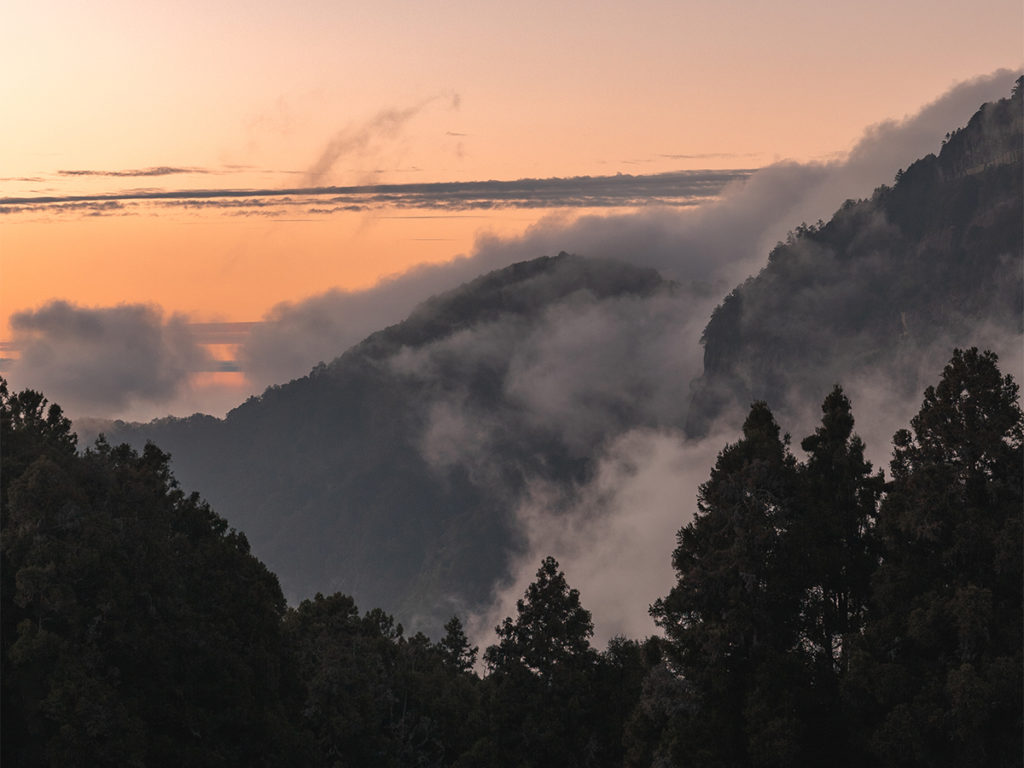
2, 0, 1021, 419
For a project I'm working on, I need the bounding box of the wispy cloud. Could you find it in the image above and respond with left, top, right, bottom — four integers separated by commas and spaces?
659, 152, 761, 160
57, 166, 212, 178
305, 92, 462, 185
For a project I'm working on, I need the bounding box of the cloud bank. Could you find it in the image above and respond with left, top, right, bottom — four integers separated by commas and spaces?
231, 69, 1017, 394
5, 301, 211, 417
57, 166, 211, 178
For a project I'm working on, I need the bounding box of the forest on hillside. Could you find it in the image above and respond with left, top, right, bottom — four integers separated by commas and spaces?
3, 346, 1021, 767
98, 81, 1024, 635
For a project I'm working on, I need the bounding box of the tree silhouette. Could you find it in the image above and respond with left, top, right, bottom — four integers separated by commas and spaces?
849, 349, 1023, 767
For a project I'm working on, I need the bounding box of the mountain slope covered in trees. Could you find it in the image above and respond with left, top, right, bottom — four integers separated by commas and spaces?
105, 255, 681, 625
687, 79, 1023, 434
101, 83, 1024, 635
5, 345, 1020, 766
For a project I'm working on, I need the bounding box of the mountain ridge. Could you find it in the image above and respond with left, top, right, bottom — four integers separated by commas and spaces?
99, 82, 1023, 634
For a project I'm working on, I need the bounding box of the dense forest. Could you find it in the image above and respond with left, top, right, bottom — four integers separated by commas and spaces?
3, 345, 1021, 766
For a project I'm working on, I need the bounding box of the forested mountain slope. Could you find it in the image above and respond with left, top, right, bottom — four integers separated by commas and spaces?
687, 80, 1023, 434
106, 255, 679, 625
104, 82, 1023, 633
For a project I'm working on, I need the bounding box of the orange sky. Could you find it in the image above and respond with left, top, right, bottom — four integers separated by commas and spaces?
1, 0, 1021, 417
4, 1, 1021, 322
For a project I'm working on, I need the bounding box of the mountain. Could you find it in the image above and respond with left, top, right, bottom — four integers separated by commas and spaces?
103, 82, 1023, 634
105, 254, 683, 626
687, 79, 1023, 435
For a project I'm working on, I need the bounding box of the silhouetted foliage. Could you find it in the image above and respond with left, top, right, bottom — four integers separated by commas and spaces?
652, 349, 1022, 766
1, 381, 309, 767
4, 81, 1022, 768
846, 349, 1023, 767
652, 402, 809, 766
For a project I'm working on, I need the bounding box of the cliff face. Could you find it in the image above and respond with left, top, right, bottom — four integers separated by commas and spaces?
686, 81, 1023, 436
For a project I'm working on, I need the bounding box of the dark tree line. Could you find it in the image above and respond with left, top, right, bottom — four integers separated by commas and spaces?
2, 347, 1020, 766
647, 348, 1021, 767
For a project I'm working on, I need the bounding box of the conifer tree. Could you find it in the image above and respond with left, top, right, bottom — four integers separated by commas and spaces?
479, 557, 601, 767
652, 402, 804, 766
849, 349, 1023, 766
792, 386, 883, 763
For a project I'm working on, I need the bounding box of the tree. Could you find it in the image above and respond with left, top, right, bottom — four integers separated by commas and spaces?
478, 557, 603, 767
848, 349, 1023, 766
1, 381, 308, 767
796, 387, 882, 668
791, 386, 883, 763
484, 556, 595, 680
652, 402, 804, 767
438, 616, 478, 673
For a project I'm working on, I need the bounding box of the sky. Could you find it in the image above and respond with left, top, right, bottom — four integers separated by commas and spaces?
2, 0, 1022, 420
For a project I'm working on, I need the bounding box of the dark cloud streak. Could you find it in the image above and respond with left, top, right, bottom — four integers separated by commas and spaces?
0, 169, 754, 215
57, 166, 212, 177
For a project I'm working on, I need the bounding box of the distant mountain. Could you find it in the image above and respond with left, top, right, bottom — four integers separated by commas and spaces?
687, 79, 1023, 435
105, 254, 680, 627
103, 82, 1023, 634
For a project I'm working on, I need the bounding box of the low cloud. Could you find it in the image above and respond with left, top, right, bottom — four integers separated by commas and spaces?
467, 428, 730, 651
6, 301, 211, 417
232, 70, 1017, 398
458, 69, 1020, 643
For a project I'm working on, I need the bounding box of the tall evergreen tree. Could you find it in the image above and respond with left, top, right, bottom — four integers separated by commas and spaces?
652, 402, 804, 767
791, 386, 883, 763
484, 556, 595, 679
848, 349, 1023, 766
438, 616, 478, 674
478, 557, 602, 767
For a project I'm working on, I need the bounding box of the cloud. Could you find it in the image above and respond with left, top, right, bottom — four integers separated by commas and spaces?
457, 68, 1022, 645
305, 93, 461, 185
0, 169, 751, 217
768, 68, 1021, 244
6, 301, 211, 417
57, 166, 211, 177
467, 322, 1024, 649
238, 254, 502, 387
8, 71, 1014, 435
232, 70, 1018, 397
0, 200, 129, 216
466, 428, 729, 651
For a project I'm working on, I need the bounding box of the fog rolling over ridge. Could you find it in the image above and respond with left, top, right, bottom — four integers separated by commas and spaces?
480, 77, 1024, 648
99, 75, 1022, 642
6, 70, 1014, 410
232, 70, 1018, 392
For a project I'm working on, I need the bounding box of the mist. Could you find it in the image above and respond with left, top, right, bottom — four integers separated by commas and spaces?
237, 69, 1016, 396
2, 72, 1017, 651
5, 301, 211, 419
5, 72, 1010, 422
454, 69, 1022, 646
